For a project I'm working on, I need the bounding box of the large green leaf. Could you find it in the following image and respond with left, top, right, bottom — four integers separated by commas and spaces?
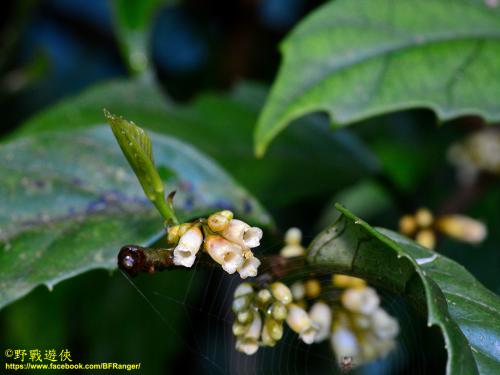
0, 126, 270, 309
255, 0, 500, 155
15, 79, 379, 207
307, 204, 500, 374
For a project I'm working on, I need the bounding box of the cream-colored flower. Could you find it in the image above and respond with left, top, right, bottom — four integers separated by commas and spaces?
309, 301, 332, 343
371, 308, 399, 340
204, 235, 244, 274
237, 256, 261, 279
173, 226, 203, 267
286, 303, 318, 344
436, 215, 487, 244
280, 228, 305, 257
235, 311, 262, 355
341, 287, 380, 315
222, 219, 263, 248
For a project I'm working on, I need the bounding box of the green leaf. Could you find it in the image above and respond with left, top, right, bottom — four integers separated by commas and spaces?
0, 126, 271, 310
104, 110, 177, 224
255, 0, 500, 156
307, 204, 500, 375
112, 0, 173, 74
14, 79, 379, 207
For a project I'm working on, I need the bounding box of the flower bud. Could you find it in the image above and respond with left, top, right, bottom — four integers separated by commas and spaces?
178, 223, 193, 237
332, 274, 366, 289
237, 310, 253, 324
280, 244, 305, 258
305, 279, 321, 298
399, 215, 417, 236
415, 208, 434, 227
415, 229, 436, 249
285, 227, 302, 245
309, 301, 332, 343
265, 318, 283, 341
270, 302, 288, 321
341, 286, 380, 315
234, 283, 253, 298
256, 289, 272, 304
167, 225, 180, 244
235, 311, 262, 355
223, 219, 263, 248
331, 324, 359, 362
237, 256, 261, 279
232, 295, 250, 313
270, 282, 293, 305
261, 324, 276, 347
290, 281, 305, 301
173, 226, 203, 267
204, 235, 244, 274
286, 304, 318, 344
232, 321, 248, 336
207, 211, 231, 232
436, 215, 487, 244
371, 308, 399, 340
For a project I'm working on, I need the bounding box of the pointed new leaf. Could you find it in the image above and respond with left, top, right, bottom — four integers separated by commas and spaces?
104, 110, 177, 224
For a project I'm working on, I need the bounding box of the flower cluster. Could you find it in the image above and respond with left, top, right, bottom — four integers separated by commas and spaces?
399, 207, 487, 249
232, 275, 399, 368
167, 210, 262, 278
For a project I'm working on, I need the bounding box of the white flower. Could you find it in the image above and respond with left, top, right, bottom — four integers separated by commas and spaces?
309, 301, 332, 343
237, 256, 261, 279
286, 304, 318, 344
331, 324, 359, 360
341, 286, 380, 315
223, 219, 263, 248
204, 235, 244, 274
371, 308, 399, 340
173, 226, 203, 267
235, 311, 262, 355
280, 228, 305, 257
285, 227, 302, 245
270, 282, 293, 305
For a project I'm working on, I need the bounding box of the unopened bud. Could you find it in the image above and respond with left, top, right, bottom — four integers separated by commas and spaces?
399, 215, 417, 236
332, 274, 366, 289
436, 215, 487, 244
234, 283, 253, 298
341, 286, 380, 315
265, 318, 283, 341
305, 279, 321, 298
270, 282, 293, 305
290, 281, 305, 301
237, 310, 253, 324
286, 304, 317, 344
232, 295, 250, 313
415, 229, 436, 249
284, 227, 302, 245
208, 211, 231, 232
270, 302, 288, 321
167, 225, 181, 244
261, 324, 276, 347
232, 321, 248, 336
415, 208, 433, 227
371, 308, 399, 340
256, 289, 272, 304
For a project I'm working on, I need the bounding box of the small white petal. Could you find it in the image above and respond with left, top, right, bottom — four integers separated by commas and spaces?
309, 302, 332, 343
371, 308, 399, 339
238, 256, 261, 279
341, 287, 380, 315
173, 226, 203, 267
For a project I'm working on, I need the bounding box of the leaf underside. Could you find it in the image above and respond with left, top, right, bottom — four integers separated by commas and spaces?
255, 0, 500, 155
0, 127, 271, 309
307, 204, 500, 375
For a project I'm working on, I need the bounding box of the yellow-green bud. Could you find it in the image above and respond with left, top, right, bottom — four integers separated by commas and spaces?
270, 282, 292, 305
237, 310, 253, 324
232, 321, 248, 336
256, 289, 272, 304
270, 302, 288, 321
266, 318, 283, 341
232, 295, 250, 313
